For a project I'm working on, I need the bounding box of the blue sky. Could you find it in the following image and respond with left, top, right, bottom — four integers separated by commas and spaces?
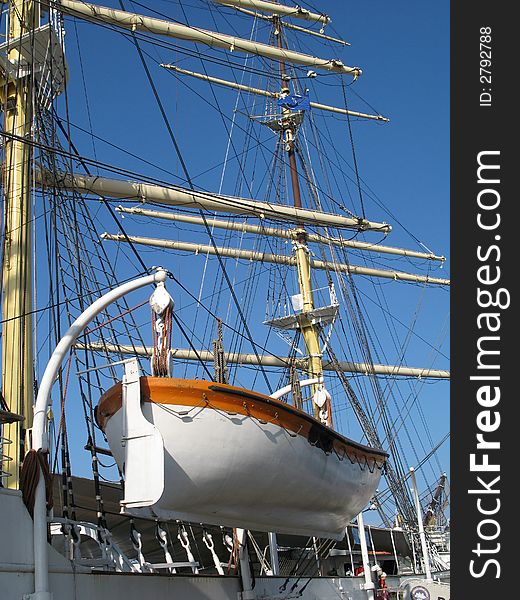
41, 0, 450, 523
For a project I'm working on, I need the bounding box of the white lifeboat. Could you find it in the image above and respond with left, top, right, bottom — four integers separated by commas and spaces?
96, 375, 388, 539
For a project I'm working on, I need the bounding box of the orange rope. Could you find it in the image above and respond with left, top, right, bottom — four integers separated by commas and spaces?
84, 300, 148, 335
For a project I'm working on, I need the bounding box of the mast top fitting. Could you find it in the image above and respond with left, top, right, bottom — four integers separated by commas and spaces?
0, 23, 68, 106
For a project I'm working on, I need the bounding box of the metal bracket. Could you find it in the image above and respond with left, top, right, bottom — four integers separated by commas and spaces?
120, 359, 165, 510
0, 23, 68, 107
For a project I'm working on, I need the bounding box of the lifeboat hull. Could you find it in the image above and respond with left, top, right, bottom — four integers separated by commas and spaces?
97, 378, 387, 539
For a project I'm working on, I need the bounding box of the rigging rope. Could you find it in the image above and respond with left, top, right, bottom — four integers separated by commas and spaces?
116, 0, 274, 392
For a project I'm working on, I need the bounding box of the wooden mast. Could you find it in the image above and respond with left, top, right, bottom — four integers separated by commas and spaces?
273, 13, 329, 424
1, 0, 39, 488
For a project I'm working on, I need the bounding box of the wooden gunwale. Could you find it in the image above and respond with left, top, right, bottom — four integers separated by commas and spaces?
96, 377, 388, 466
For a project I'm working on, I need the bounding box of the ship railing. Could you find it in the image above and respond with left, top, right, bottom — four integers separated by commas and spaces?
0, 434, 13, 484
409, 529, 450, 574
0, 407, 24, 487
424, 526, 450, 551
49, 516, 203, 575
426, 541, 450, 573
0, 5, 68, 110
50, 517, 139, 572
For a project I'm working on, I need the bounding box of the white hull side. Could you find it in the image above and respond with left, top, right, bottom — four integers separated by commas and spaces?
105, 402, 383, 538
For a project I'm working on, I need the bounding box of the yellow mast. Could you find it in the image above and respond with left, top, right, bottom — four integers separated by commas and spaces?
293, 232, 328, 417
273, 16, 330, 425
1, 0, 39, 488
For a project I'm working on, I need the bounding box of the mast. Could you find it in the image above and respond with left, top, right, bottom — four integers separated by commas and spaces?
1, 0, 39, 488
273, 13, 327, 423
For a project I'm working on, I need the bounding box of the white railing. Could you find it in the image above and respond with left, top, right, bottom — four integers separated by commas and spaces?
0, 408, 23, 486
0, 434, 13, 484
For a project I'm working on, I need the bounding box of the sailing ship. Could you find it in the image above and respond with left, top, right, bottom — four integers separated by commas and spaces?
0, 1, 450, 598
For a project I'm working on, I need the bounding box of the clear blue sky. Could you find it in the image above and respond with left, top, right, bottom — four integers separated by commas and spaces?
45, 0, 450, 523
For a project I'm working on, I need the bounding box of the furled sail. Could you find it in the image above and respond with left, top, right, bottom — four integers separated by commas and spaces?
116, 206, 444, 261
101, 233, 450, 286
212, 0, 330, 24
38, 170, 391, 231
161, 65, 389, 121
52, 0, 361, 75
80, 342, 450, 379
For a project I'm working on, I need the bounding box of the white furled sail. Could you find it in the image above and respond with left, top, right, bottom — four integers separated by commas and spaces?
53, 0, 361, 76
212, 0, 330, 24
101, 233, 450, 285
39, 170, 391, 231
161, 64, 389, 121
116, 206, 444, 261
81, 341, 451, 379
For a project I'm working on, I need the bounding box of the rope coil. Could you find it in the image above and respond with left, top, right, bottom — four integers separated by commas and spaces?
20, 449, 53, 518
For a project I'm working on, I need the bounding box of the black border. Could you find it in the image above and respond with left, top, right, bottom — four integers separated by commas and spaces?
451, 3, 514, 597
